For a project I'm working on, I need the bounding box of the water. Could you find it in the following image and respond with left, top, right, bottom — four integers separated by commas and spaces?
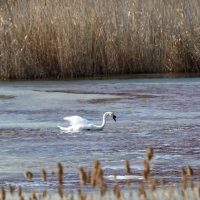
0, 78, 200, 192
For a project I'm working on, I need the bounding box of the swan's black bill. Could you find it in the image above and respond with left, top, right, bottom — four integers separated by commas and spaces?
113, 115, 116, 122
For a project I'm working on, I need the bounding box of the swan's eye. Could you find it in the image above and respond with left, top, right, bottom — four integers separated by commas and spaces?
113, 115, 116, 122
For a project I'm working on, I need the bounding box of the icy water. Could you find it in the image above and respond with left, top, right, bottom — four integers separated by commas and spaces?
0, 78, 200, 192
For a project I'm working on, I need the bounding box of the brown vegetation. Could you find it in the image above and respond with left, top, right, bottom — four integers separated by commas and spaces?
1, 148, 200, 200
0, 0, 200, 80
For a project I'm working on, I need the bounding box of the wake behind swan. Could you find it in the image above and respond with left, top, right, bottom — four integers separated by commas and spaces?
58, 111, 116, 132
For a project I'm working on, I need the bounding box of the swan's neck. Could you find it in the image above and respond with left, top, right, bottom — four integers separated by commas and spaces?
96, 113, 108, 130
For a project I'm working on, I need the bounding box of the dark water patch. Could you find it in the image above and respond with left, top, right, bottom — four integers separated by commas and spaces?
80, 98, 122, 104
0, 95, 15, 100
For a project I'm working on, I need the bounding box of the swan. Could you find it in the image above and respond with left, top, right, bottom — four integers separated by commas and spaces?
58, 111, 116, 132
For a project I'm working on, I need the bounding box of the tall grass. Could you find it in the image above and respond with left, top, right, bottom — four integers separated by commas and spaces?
0, 0, 200, 80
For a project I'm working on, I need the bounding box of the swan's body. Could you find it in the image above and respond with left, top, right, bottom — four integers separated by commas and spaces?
58, 112, 116, 132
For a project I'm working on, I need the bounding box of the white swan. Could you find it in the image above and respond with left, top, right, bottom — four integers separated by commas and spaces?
58, 111, 116, 132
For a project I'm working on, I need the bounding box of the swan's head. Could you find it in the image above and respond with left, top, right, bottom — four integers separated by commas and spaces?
106, 111, 117, 122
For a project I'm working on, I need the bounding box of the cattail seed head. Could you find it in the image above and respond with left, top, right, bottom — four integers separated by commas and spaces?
57, 162, 63, 185
125, 160, 131, 174
93, 160, 100, 176
146, 148, 153, 161
40, 169, 47, 181
24, 171, 33, 181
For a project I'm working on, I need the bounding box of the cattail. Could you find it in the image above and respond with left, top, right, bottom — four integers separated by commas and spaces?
181, 189, 185, 199
181, 167, 187, 177
160, 179, 166, 193
9, 184, 15, 195
181, 175, 187, 190
198, 182, 200, 198
190, 179, 194, 190
138, 183, 146, 199
1, 186, 6, 200
96, 167, 104, 184
100, 182, 107, 196
90, 176, 96, 188
143, 159, 150, 181
57, 162, 63, 185
86, 171, 91, 184
93, 160, 100, 176
40, 168, 47, 181
146, 148, 153, 161
125, 160, 131, 174
58, 185, 64, 199
18, 186, 22, 197
31, 192, 38, 200
42, 190, 47, 199
151, 179, 158, 192
169, 183, 174, 196
187, 165, 193, 176
79, 167, 87, 186
20, 195, 24, 200
143, 160, 150, 174
24, 171, 33, 181
113, 184, 121, 199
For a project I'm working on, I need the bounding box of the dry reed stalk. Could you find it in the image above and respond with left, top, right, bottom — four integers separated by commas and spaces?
1, 0, 200, 80
143, 159, 150, 181
18, 185, 22, 197
187, 165, 193, 176
93, 160, 100, 176
42, 190, 47, 199
57, 162, 63, 185
79, 167, 87, 186
30, 192, 38, 200
113, 183, 121, 199
9, 184, 15, 195
150, 179, 158, 192
100, 182, 107, 196
86, 171, 91, 184
124, 160, 131, 174
40, 168, 47, 181
138, 183, 146, 199
58, 185, 64, 199
1, 186, 6, 200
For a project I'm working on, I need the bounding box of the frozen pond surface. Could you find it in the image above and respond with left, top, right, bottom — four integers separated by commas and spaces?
0, 78, 200, 192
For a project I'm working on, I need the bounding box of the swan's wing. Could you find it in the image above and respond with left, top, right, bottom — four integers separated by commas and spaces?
57, 125, 80, 132
63, 115, 90, 126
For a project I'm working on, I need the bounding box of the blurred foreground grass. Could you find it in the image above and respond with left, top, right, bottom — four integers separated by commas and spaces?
1, 148, 200, 200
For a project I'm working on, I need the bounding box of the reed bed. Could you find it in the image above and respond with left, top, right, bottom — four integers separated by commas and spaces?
0, 0, 200, 80
0, 148, 200, 200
